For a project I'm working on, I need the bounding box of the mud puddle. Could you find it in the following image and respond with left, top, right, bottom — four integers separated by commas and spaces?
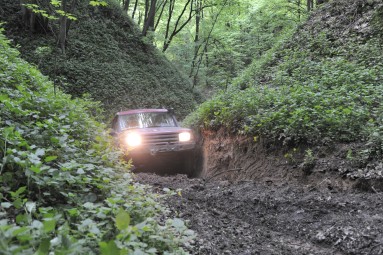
135, 173, 383, 255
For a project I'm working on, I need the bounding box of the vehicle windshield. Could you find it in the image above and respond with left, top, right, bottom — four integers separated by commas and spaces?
119, 112, 176, 130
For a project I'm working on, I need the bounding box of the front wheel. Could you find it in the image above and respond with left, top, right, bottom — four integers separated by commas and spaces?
180, 150, 196, 177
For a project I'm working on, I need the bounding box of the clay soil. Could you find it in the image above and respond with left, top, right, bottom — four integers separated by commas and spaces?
135, 173, 383, 255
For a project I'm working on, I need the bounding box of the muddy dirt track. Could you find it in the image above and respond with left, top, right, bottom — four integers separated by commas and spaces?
135, 173, 383, 255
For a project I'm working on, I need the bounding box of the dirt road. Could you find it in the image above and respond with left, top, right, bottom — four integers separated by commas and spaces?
135, 173, 383, 255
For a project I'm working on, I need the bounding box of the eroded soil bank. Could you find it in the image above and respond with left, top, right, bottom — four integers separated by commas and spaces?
199, 129, 383, 192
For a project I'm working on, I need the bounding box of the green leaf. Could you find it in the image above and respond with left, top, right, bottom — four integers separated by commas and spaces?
56, 10, 66, 16
67, 208, 79, 216
100, 241, 120, 255
13, 226, 29, 236
11, 186, 27, 197
13, 198, 24, 209
44, 156, 57, 162
0, 94, 9, 101
30, 165, 41, 173
50, 0, 61, 7
115, 209, 130, 230
16, 214, 29, 224
67, 14, 77, 21
43, 219, 56, 233
36, 238, 50, 255
89, 0, 108, 7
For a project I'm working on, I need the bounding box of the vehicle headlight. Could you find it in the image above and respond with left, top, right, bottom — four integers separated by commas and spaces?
179, 132, 191, 142
126, 132, 142, 147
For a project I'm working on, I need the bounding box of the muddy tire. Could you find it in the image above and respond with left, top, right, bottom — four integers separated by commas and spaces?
183, 145, 204, 178
181, 150, 196, 177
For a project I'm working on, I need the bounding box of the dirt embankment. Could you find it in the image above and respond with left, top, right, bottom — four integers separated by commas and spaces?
199, 129, 383, 193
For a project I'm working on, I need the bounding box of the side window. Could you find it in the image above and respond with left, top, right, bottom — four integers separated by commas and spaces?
171, 114, 179, 127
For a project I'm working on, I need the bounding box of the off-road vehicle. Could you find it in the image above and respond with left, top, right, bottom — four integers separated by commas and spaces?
111, 109, 196, 175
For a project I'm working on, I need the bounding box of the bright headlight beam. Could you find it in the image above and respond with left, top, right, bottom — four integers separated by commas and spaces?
126, 132, 142, 147
179, 132, 191, 142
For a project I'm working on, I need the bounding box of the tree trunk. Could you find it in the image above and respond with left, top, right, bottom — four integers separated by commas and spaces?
142, 0, 157, 36
20, 0, 29, 28
58, 0, 68, 54
204, 45, 209, 87
20, 0, 37, 32
297, 0, 301, 21
132, 0, 139, 19
138, 11, 143, 26
143, 0, 149, 30
190, 0, 201, 87
29, 9, 36, 33
124, 0, 130, 11
163, 0, 174, 50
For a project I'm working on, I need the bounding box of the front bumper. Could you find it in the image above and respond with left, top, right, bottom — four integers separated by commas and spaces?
130, 142, 195, 156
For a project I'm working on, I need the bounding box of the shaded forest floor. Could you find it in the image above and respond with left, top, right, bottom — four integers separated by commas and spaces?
135, 173, 383, 255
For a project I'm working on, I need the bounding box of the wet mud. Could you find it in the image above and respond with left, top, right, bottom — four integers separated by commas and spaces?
135, 173, 383, 255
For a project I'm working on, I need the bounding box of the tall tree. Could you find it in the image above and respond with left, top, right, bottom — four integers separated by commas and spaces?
132, 0, 139, 19
20, 0, 36, 32
124, 0, 130, 11
142, 0, 157, 35
190, 0, 203, 84
58, 0, 68, 53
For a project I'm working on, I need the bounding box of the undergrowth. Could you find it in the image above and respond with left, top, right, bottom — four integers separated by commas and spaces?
0, 29, 193, 254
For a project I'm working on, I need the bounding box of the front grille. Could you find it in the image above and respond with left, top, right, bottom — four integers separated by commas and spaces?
142, 132, 179, 145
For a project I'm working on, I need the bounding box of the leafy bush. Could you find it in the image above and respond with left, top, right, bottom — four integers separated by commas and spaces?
186, 42, 383, 152
0, 29, 193, 254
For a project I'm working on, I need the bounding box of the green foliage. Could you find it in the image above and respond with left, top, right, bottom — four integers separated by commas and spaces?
23, 0, 108, 20
0, 29, 193, 254
186, 34, 383, 152
154, 0, 305, 93
187, 71, 383, 145
301, 149, 316, 172
186, 0, 383, 163
23, 1, 76, 21
1, 0, 197, 119
89, 0, 108, 6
